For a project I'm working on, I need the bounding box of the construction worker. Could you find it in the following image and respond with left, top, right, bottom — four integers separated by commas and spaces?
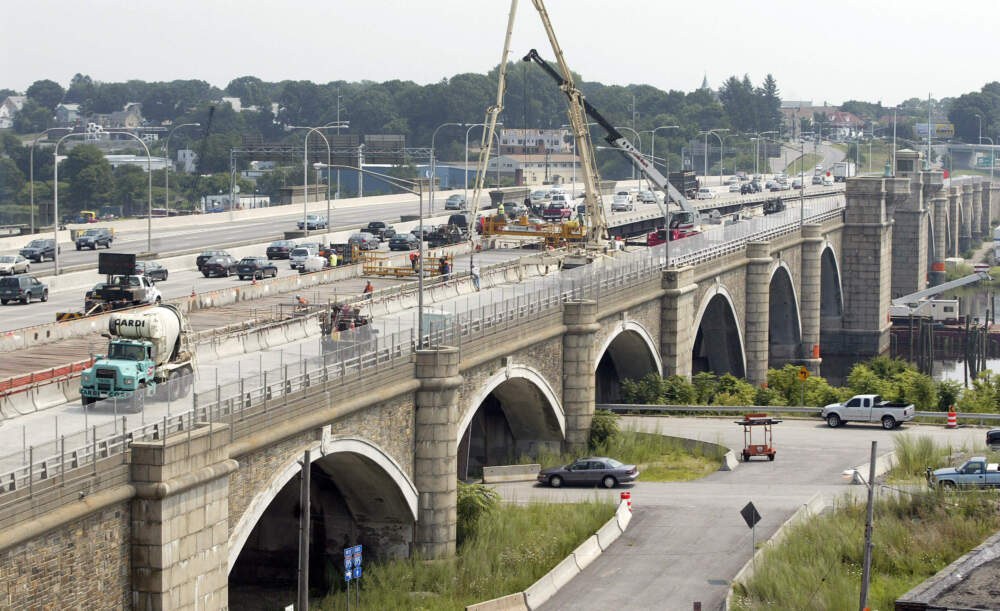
496, 202, 505, 219
363, 280, 374, 299
471, 261, 481, 291
410, 252, 417, 269
329, 250, 338, 268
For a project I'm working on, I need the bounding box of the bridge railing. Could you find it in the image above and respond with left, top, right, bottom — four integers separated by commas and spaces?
0, 194, 848, 504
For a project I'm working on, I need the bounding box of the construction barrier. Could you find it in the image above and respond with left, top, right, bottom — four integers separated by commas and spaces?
947, 411, 958, 428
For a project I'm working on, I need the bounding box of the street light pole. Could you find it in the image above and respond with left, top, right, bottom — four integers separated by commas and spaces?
466, 123, 503, 206
29, 128, 60, 234
108, 131, 155, 252
164, 122, 200, 217
430, 122, 466, 215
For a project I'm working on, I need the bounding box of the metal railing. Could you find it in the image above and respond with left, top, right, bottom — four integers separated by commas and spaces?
0, 192, 848, 505
599, 403, 1000, 425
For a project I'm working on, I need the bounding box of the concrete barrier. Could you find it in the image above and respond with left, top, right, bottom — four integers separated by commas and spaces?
242, 332, 263, 354
32, 384, 66, 411
284, 320, 307, 342
720, 450, 739, 471
60, 381, 81, 404
262, 326, 287, 349
848, 451, 896, 483
595, 517, 623, 551
214, 337, 244, 360
571, 535, 601, 571
464, 592, 527, 611
6, 393, 35, 416
615, 498, 632, 531
522, 571, 557, 610
482, 464, 540, 484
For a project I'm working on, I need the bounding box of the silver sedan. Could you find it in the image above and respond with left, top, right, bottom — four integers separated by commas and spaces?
0, 255, 30, 275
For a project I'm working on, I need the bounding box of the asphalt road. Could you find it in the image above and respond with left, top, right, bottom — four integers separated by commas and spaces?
771, 141, 846, 175
490, 416, 987, 611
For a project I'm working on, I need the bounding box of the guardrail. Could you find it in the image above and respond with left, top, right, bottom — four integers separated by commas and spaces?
0, 195, 846, 510
0, 359, 94, 396
598, 403, 1000, 425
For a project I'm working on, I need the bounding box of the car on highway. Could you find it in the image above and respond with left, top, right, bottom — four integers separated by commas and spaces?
765, 180, 777, 190
201, 254, 239, 278
822, 175, 834, 186
0, 275, 48, 305
537, 457, 639, 489
792, 178, 803, 189
445, 194, 466, 210
529, 190, 549, 205
811, 175, 823, 185
696, 188, 716, 200
729, 183, 742, 192
364, 221, 395, 241
289, 246, 318, 270
410, 226, 434, 241
388, 233, 419, 251
639, 190, 657, 204
266, 240, 297, 260
0, 255, 30, 275
74, 228, 113, 250
611, 193, 634, 212
349, 232, 381, 251
542, 201, 573, 222
196, 250, 231, 271
19, 239, 58, 263
726, 176, 740, 184
134, 261, 168, 282
297, 214, 328, 230
236, 256, 278, 280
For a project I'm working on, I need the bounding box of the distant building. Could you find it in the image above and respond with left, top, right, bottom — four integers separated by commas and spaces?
88, 102, 144, 130
482, 153, 581, 186
105, 154, 170, 172
498, 128, 571, 155
0, 95, 26, 129
55, 103, 81, 126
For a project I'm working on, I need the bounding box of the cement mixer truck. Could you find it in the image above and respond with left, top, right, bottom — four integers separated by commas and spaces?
80, 304, 195, 410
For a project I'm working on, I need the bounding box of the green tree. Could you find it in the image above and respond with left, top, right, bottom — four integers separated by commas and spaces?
692, 372, 719, 404
711, 374, 757, 406
62, 144, 113, 212
0, 158, 26, 204
935, 380, 962, 412
12, 98, 52, 133
111, 165, 148, 215
225, 76, 271, 109
25, 79, 65, 110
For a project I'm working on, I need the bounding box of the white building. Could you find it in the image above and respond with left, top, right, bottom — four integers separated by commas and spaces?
105, 154, 170, 172
0, 96, 27, 129
484, 153, 581, 186
499, 128, 571, 155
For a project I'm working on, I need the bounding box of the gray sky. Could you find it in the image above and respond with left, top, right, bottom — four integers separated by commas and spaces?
3, 0, 993, 105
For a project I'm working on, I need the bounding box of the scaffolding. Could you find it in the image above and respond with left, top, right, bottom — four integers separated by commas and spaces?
361, 251, 454, 278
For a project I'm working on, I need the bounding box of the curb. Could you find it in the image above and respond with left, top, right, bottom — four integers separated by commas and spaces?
466, 499, 633, 611
723, 491, 828, 610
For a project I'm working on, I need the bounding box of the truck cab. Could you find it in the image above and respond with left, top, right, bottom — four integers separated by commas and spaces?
821, 394, 915, 429
80, 339, 156, 405
928, 458, 1000, 489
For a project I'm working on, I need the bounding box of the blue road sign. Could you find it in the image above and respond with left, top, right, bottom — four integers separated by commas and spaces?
353, 556, 362, 568
343, 548, 352, 558
353, 566, 362, 579
344, 569, 353, 582
344, 557, 352, 570
353, 544, 363, 555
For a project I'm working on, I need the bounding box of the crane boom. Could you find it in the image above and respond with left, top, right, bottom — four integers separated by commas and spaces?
522, 49, 700, 230
527, 0, 608, 246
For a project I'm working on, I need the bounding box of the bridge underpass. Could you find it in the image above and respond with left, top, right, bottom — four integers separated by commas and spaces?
692, 292, 746, 378
595, 326, 661, 402
767, 265, 802, 368
228, 438, 417, 606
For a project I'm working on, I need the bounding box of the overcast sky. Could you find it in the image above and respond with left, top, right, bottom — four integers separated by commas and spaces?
3, 0, 993, 105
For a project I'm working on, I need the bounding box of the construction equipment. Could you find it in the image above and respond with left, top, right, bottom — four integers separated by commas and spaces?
80, 304, 195, 410
57, 252, 163, 320
524, 46, 701, 234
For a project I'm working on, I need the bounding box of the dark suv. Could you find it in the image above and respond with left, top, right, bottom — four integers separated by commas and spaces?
0, 275, 48, 305
19, 239, 58, 262
236, 257, 278, 280
75, 228, 113, 250
364, 221, 395, 241
201, 255, 239, 278
266, 240, 296, 260
196, 250, 231, 271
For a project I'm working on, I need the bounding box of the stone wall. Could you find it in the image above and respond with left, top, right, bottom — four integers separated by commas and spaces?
0, 501, 130, 610
326, 393, 416, 479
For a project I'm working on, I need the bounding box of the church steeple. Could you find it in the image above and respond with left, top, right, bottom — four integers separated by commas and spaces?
700, 73, 710, 90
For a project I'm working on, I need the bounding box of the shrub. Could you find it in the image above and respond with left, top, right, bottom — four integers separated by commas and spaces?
935, 380, 962, 411
891, 369, 937, 410
457, 481, 500, 546
692, 371, 719, 403
846, 364, 893, 396
588, 409, 620, 450
755, 385, 788, 406
620, 373, 699, 406
711, 374, 757, 406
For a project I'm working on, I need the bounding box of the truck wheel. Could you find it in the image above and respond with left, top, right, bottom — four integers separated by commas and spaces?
75, 245, 81, 251
826, 414, 841, 428
941, 480, 956, 490
881, 415, 896, 430
82, 395, 96, 408
20, 293, 29, 305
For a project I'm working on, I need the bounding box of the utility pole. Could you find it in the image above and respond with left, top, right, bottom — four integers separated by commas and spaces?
859, 440, 877, 611
298, 449, 311, 611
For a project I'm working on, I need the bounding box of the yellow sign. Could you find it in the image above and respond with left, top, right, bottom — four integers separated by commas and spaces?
797, 366, 810, 382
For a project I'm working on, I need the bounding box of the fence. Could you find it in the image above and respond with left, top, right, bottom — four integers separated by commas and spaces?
0, 194, 848, 511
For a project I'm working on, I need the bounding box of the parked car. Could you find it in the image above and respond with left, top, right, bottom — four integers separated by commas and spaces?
236, 256, 278, 280
289, 247, 318, 270
75, 227, 113, 250
0, 255, 30, 275
537, 457, 639, 489
297, 214, 328, 230
821, 394, 915, 429
134, 261, 168, 282
201, 255, 239, 278
363, 221, 395, 241
349, 232, 380, 251
696, 188, 716, 200
927, 457, 1000, 489
266, 240, 297, 260
19, 239, 58, 262
389, 233, 420, 251
445, 194, 466, 210
196, 250, 231, 271
611, 194, 634, 212
0, 275, 48, 305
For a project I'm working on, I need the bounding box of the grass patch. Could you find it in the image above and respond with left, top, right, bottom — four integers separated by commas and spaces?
784, 153, 824, 176
888, 435, 956, 483
731, 490, 1000, 611
516, 429, 724, 482
316, 499, 615, 610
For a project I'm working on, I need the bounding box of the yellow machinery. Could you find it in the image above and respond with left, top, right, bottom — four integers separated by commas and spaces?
480, 214, 585, 246
362, 251, 454, 278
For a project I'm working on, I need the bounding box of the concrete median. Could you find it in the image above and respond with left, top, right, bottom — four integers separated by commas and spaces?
214, 337, 244, 360
60, 381, 81, 405
242, 332, 263, 354
32, 384, 66, 412
571, 535, 601, 571
464, 592, 527, 611
262, 326, 287, 349
615, 498, 632, 531
595, 516, 623, 551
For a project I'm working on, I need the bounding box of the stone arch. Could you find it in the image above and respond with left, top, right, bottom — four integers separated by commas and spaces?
926, 219, 936, 273
691, 284, 746, 377
594, 321, 662, 402
228, 437, 418, 581
458, 365, 564, 480
768, 262, 802, 367
820, 244, 844, 321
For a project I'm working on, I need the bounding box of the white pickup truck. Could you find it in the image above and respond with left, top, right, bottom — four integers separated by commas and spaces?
821, 394, 915, 429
